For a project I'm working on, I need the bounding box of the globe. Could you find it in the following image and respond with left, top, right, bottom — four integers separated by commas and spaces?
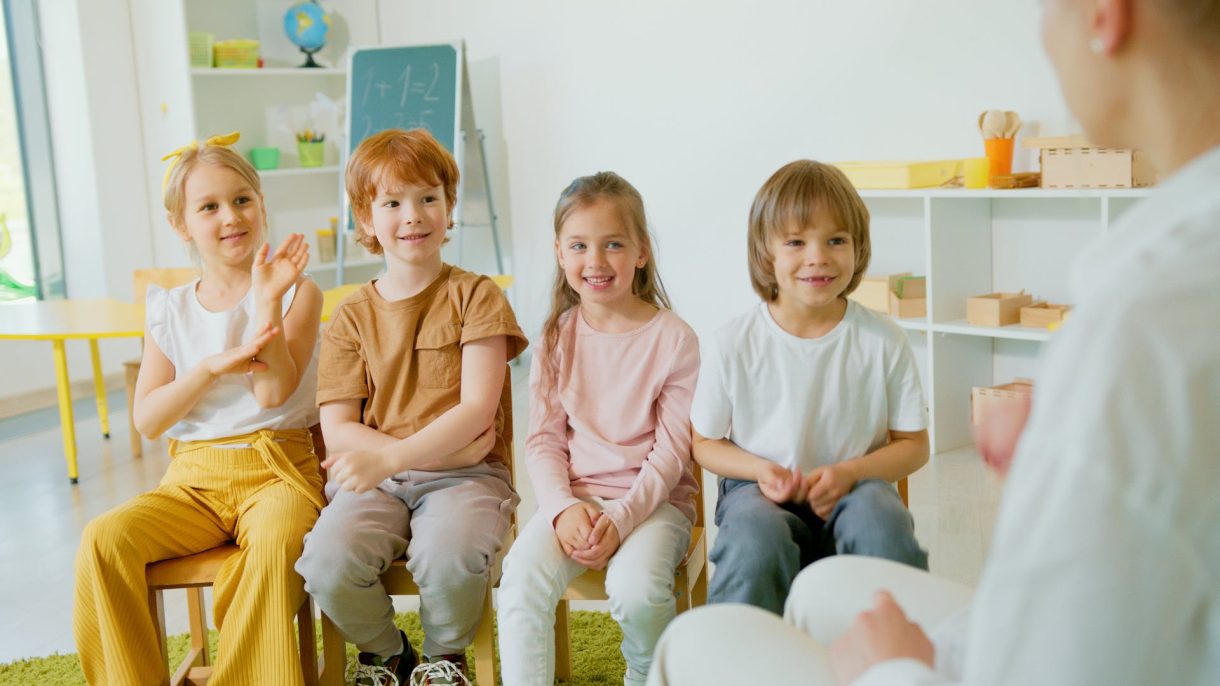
284, 1, 331, 68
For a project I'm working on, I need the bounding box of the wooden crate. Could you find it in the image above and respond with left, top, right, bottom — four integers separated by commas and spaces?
1023, 135, 1156, 188
971, 379, 1033, 426
1020, 302, 1071, 328
889, 291, 926, 319
966, 291, 1033, 327
851, 273, 910, 314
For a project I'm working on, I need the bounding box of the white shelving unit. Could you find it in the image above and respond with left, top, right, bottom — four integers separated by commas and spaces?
131, 0, 383, 288
858, 187, 1152, 454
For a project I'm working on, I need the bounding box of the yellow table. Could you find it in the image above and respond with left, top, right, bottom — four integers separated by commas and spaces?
0, 298, 145, 483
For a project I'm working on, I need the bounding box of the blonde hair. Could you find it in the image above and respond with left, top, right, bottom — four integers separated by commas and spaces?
747, 160, 871, 301
538, 171, 671, 395
345, 128, 460, 255
1154, 0, 1220, 38
163, 143, 264, 229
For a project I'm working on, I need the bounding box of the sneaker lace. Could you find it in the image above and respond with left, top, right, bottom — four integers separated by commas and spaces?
408, 659, 471, 686
347, 659, 401, 686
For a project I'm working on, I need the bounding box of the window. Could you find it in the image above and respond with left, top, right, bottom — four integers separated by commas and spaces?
1, 0, 63, 302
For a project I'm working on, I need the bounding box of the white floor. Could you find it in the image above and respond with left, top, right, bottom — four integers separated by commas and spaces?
0, 361, 1003, 664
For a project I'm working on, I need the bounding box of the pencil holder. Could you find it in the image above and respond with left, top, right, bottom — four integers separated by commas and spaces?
298, 141, 325, 168
984, 138, 1014, 186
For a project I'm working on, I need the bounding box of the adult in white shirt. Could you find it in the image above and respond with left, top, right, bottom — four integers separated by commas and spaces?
647, 0, 1220, 684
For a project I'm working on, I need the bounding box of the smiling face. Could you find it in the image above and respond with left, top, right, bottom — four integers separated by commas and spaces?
768, 205, 856, 315
363, 178, 450, 268
174, 162, 266, 268
555, 198, 648, 311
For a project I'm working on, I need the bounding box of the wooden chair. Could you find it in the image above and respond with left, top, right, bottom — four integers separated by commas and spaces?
143, 427, 328, 686
553, 462, 710, 682
124, 267, 198, 457
318, 371, 517, 686
550, 471, 908, 680
145, 546, 322, 686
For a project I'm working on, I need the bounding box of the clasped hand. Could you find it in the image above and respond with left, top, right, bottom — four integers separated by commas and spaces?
554, 502, 620, 570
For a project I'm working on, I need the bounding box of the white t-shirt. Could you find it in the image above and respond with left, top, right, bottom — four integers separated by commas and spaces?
147, 280, 319, 442
690, 300, 926, 473
858, 147, 1220, 686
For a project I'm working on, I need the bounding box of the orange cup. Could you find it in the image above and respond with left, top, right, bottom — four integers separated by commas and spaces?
984, 138, 1014, 186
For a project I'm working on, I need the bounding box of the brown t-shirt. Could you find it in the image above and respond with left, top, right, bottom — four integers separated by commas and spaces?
317, 265, 528, 466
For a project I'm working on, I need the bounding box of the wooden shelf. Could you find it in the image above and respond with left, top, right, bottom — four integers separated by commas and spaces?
932, 319, 1052, 342
191, 67, 346, 77
858, 188, 1153, 199
311, 257, 383, 273
259, 165, 340, 178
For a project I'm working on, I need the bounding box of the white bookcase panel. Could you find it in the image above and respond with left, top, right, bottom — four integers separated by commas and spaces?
859, 189, 1150, 454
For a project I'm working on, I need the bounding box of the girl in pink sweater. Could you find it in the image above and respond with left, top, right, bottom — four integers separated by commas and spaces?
497, 171, 700, 685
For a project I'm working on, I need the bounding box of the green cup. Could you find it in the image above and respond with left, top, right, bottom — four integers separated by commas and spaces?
248, 147, 280, 170
298, 141, 325, 168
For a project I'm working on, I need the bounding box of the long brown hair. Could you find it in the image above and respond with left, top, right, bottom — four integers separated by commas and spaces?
538, 171, 671, 396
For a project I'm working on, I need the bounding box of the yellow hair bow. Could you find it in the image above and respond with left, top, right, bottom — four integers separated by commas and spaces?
161, 131, 241, 190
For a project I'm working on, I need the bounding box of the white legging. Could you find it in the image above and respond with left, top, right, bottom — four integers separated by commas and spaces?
647, 555, 974, 685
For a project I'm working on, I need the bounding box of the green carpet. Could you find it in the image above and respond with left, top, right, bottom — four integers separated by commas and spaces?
0, 611, 625, 685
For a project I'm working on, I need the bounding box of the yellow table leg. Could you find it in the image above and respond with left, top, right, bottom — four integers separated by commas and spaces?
51, 340, 79, 484
88, 339, 111, 438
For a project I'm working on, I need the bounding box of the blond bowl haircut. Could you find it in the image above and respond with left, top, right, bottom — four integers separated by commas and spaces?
746, 160, 871, 302
345, 128, 460, 256
163, 144, 264, 229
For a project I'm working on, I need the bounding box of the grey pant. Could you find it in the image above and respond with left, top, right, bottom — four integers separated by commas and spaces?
295, 461, 518, 657
707, 477, 927, 614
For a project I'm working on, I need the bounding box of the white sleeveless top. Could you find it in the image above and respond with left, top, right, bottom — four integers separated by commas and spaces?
146, 280, 319, 442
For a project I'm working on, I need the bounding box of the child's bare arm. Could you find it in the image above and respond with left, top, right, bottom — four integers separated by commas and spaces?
805, 429, 929, 518
323, 336, 507, 491
379, 336, 507, 471
250, 239, 319, 408
692, 429, 779, 481
319, 400, 397, 453
133, 322, 280, 439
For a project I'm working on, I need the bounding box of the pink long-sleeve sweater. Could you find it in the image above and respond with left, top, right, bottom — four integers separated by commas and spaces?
525, 307, 700, 540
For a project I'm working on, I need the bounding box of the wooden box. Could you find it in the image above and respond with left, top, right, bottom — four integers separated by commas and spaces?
889, 276, 926, 319
966, 291, 1033, 327
1019, 301, 1071, 328
972, 379, 1033, 426
889, 292, 926, 319
1023, 135, 1156, 189
851, 273, 911, 314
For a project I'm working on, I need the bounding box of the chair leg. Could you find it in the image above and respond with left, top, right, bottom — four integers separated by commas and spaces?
898, 477, 909, 508
149, 587, 169, 672
471, 584, 498, 685
318, 612, 347, 686
554, 599, 572, 682
673, 569, 692, 614
124, 361, 142, 458
690, 564, 709, 608
187, 588, 209, 666
298, 595, 319, 686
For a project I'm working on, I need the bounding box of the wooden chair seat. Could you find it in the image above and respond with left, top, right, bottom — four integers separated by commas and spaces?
146, 544, 321, 686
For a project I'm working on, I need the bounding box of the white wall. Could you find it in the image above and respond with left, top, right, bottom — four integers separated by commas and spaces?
377, 0, 1076, 340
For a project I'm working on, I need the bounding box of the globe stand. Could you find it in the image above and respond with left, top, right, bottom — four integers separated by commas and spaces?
298, 45, 324, 68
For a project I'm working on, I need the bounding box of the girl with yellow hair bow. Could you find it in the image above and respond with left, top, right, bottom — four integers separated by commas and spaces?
74, 132, 326, 685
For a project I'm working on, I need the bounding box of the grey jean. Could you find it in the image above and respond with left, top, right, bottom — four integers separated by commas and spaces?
295, 460, 518, 657
707, 477, 927, 615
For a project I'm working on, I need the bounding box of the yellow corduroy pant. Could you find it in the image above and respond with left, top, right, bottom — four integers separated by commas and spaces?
73, 428, 325, 686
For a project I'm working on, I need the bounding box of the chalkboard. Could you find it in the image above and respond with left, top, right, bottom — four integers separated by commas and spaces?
346, 43, 462, 154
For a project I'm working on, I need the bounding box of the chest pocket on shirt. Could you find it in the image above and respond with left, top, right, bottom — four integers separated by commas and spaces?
415, 324, 461, 389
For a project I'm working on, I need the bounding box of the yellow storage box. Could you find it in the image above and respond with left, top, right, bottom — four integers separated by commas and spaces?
835, 159, 962, 189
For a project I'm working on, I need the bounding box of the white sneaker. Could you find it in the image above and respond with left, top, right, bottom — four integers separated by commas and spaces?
408, 659, 471, 686
347, 659, 400, 686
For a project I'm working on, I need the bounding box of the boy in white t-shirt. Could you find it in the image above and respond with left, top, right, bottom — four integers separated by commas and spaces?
691, 160, 929, 614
